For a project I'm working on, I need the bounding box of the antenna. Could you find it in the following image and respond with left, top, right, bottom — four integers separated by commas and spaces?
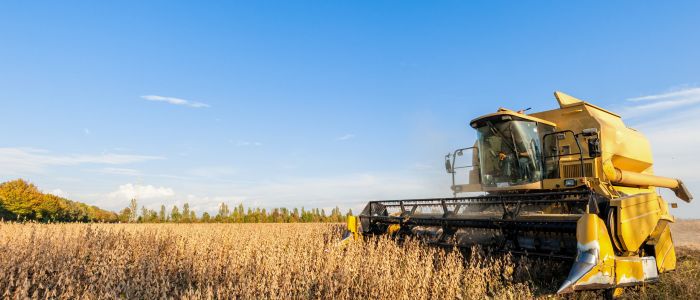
517, 107, 532, 114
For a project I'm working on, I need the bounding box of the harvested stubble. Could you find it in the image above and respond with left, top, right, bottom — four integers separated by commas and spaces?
0, 223, 698, 299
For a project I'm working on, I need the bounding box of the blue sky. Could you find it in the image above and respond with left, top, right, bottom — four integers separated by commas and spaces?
1, 1, 700, 217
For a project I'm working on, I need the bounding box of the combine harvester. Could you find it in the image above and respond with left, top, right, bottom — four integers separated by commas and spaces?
344, 91, 693, 294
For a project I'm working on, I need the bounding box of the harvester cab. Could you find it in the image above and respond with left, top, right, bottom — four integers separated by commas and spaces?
344, 91, 693, 294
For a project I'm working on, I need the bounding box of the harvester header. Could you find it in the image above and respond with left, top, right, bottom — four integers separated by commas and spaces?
344, 91, 693, 294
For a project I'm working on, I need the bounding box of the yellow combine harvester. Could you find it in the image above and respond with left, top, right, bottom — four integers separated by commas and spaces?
344, 91, 693, 294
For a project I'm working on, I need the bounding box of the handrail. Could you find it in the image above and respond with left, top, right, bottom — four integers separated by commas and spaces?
542, 130, 586, 179
446, 146, 477, 196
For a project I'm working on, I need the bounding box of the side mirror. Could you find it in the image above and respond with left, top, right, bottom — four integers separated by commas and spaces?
588, 137, 601, 158
445, 155, 454, 173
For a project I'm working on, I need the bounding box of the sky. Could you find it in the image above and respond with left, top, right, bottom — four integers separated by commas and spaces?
1, 1, 700, 218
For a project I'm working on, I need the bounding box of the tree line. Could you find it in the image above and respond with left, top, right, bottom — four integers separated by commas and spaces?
120, 199, 352, 223
0, 179, 353, 223
0, 179, 118, 222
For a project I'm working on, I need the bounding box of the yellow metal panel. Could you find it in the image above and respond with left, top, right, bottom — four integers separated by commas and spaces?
614, 258, 646, 285
610, 192, 655, 208
611, 193, 662, 253
654, 224, 676, 272
554, 91, 584, 107
577, 214, 615, 260
611, 185, 655, 197
347, 215, 360, 239
533, 94, 655, 176
657, 197, 674, 222
562, 213, 615, 292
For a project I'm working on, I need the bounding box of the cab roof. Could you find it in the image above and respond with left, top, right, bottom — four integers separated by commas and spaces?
470, 108, 557, 128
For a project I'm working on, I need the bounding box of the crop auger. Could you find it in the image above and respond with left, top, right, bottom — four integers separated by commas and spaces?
342, 91, 693, 295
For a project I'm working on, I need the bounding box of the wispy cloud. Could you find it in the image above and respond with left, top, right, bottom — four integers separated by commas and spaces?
633, 106, 700, 182
633, 107, 700, 218
0, 147, 163, 175
623, 87, 700, 118
141, 95, 210, 108
235, 140, 262, 147
626, 87, 700, 218
99, 167, 143, 176
93, 168, 194, 181
336, 134, 355, 141
627, 87, 700, 102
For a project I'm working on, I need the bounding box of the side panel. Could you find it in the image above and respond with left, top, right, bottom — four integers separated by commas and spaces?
347, 215, 360, 239
615, 257, 658, 286
558, 213, 616, 293
653, 223, 676, 272
610, 193, 662, 253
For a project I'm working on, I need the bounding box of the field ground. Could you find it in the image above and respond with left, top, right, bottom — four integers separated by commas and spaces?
671, 219, 700, 249
0, 221, 698, 299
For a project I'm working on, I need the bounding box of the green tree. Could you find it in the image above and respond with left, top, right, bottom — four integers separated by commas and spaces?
231, 204, 241, 223
216, 203, 230, 222
201, 212, 211, 222
128, 198, 138, 223
171, 205, 181, 222
182, 203, 191, 222
118, 207, 132, 223
291, 207, 299, 223
140, 206, 149, 223
159, 205, 167, 222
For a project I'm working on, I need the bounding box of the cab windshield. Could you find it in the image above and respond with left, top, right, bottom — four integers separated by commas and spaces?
476, 120, 549, 187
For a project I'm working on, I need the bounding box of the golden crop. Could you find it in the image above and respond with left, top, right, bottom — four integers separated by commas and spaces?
0, 223, 698, 299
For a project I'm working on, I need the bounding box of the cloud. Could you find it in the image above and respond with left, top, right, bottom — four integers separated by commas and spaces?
627, 87, 700, 102
47, 189, 68, 198
336, 134, 355, 141
0, 147, 163, 175
108, 183, 175, 200
179, 170, 450, 215
623, 87, 700, 118
89, 162, 452, 214
627, 92, 700, 218
633, 107, 700, 182
141, 95, 210, 108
